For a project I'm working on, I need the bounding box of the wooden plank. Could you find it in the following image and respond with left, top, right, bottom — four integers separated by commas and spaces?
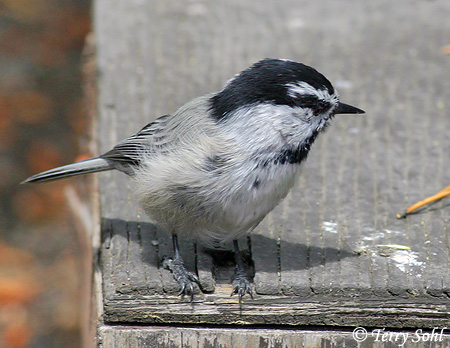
100, 220, 450, 327
94, 0, 450, 333
99, 325, 450, 348
101, 291, 450, 328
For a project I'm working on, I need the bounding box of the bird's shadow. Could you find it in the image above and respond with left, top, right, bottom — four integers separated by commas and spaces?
100, 218, 358, 275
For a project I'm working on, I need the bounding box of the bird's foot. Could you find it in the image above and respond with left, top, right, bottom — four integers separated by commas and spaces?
163, 256, 200, 301
231, 266, 254, 300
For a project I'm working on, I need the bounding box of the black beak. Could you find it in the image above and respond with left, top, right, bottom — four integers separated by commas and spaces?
335, 102, 365, 115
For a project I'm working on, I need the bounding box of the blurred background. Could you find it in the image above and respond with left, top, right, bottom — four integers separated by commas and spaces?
0, 0, 91, 347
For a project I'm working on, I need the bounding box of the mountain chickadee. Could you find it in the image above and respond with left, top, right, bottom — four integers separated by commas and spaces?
23, 58, 365, 300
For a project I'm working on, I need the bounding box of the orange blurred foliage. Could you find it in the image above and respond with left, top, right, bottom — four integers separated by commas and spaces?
39, 6, 91, 66
0, 95, 17, 150
8, 90, 55, 125
0, 278, 40, 305
1, 0, 50, 24
74, 153, 91, 162
1, 323, 33, 348
25, 140, 64, 174
0, 0, 90, 345
13, 185, 67, 224
68, 100, 90, 136
0, 244, 35, 266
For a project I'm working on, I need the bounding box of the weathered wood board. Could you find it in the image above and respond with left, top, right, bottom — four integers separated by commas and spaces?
98, 326, 450, 348
93, 0, 450, 344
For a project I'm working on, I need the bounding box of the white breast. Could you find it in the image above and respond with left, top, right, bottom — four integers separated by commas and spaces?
131, 102, 314, 246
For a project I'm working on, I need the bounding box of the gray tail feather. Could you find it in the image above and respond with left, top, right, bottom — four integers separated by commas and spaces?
21, 157, 114, 184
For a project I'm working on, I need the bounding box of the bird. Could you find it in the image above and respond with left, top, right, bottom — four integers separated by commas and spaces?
22, 58, 365, 300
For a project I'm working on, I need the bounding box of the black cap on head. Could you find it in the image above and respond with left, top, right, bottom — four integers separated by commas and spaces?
210, 59, 336, 120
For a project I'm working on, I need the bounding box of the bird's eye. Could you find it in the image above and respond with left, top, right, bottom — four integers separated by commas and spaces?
317, 100, 329, 113
312, 99, 332, 115
294, 95, 331, 115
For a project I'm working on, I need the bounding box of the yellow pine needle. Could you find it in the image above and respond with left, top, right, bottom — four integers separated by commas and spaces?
397, 185, 450, 219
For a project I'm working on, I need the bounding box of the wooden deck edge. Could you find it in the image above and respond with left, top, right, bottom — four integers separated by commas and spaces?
101, 295, 450, 328
98, 325, 450, 348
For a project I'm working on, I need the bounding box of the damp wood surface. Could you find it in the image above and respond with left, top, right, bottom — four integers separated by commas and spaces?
94, 0, 450, 345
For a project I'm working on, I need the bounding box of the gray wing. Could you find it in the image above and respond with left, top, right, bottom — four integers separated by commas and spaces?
100, 114, 171, 171
100, 94, 215, 174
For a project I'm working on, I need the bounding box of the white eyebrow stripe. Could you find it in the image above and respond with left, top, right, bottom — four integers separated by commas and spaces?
286, 82, 339, 103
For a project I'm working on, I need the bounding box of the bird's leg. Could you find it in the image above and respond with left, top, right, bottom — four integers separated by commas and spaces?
231, 239, 254, 299
163, 234, 200, 301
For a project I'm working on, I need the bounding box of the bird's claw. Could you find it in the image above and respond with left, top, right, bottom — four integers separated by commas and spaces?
163, 257, 200, 301
231, 267, 254, 300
